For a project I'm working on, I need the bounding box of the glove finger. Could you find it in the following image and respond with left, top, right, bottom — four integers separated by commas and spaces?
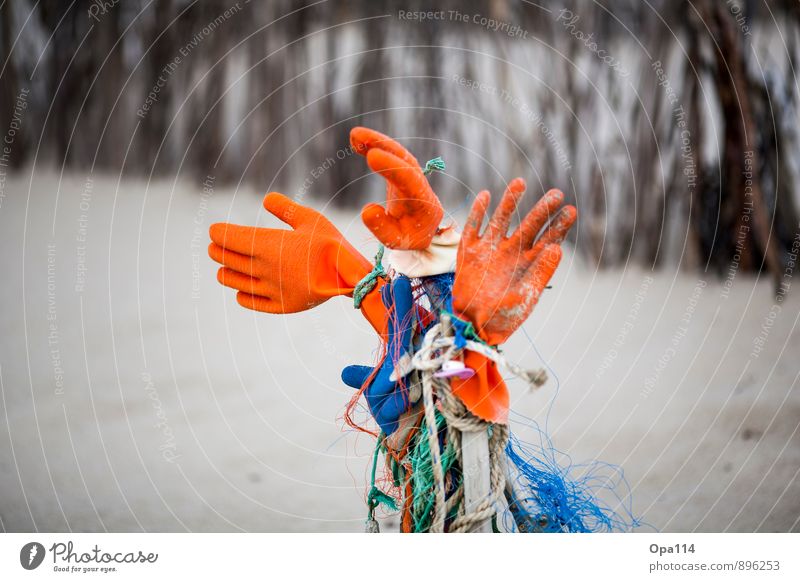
217, 267, 266, 295
365, 374, 397, 400
341, 365, 374, 389
209, 222, 262, 256
528, 205, 577, 258
514, 189, 565, 248
208, 242, 256, 275
350, 127, 419, 167
487, 177, 526, 239
523, 244, 562, 297
383, 276, 415, 352
391, 275, 414, 316
374, 391, 409, 435
361, 202, 404, 247
262, 192, 315, 229
235, 291, 280, 313
365, 149, 439, 216
462, 190, 490, 241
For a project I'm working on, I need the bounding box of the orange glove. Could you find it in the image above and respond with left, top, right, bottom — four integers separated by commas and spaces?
450, 350, 509, 424
453, 178, 576, 346
208, 193, 386, 334
350, 127, 444, 250
449, 179, 576, 424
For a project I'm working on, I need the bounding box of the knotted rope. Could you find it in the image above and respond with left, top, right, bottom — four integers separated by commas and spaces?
410, 317, 547, 532
422, 156, 446, 175
353, 245, 385, 308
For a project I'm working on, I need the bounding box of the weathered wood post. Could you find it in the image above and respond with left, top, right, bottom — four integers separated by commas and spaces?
440, 313, 493, 533
461, 429, 493, 532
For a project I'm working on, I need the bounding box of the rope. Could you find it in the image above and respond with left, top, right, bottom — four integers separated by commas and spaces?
445, 310, 489, 349
405, 319, 549, 389
353, 245, 386, 308
413, 317, 546, 532
365, 435, 398, 533
406, 409, 459, 532
422, 156, 446, 175
421, 362, 448, 532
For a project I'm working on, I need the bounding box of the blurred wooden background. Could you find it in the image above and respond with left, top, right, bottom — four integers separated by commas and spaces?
1, 0, 799, 276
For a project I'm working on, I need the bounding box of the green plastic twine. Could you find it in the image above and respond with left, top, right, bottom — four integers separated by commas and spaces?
366, 435, 397, 525
353, 245, 386, 309
408, 409, 461, 532
443, 309, 492, 347
423, 156, 446, 175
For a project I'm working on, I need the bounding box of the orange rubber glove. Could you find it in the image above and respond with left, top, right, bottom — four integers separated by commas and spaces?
350, 127, 444, 250
208, 192, 387, 334
453, 178, 577, 346
450, 350, 509, 424
450, 178, 576, 424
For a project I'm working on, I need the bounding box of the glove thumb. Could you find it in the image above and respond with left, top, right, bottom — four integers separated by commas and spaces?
341, 365, 374, 389
361, 203, 404, 248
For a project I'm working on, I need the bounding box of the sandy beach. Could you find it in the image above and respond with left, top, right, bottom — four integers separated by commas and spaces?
0, 173, 798, 532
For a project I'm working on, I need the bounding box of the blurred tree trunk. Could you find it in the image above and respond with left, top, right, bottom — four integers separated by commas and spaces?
140, 0, 177, 174
40, 1, 86, 166
350, 10, 388, 204
699, 0, 782, 285
246, 2, 270, 188
187, 3, 227, 179
632, 15, 669, 268
6, 0, 799, 277
681, 14, 705, 271
91, 6, 125, 170
39, 0, 124, 170
1, 0, 28, 167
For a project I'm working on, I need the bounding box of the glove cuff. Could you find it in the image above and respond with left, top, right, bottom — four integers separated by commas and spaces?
386, 225, 460, 277
358, 278, 389, 335
449, 350, 508, 424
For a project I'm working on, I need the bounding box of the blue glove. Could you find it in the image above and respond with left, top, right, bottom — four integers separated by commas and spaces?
342, 275, 414, 435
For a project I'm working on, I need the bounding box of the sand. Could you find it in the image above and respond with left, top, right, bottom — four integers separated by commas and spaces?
0, 172, 798, 532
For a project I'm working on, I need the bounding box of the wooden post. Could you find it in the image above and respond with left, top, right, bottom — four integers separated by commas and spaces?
441, 313, 493, 532
461, 429, 493, 532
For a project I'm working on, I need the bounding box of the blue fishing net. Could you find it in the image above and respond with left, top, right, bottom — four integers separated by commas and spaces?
501, 426, 644, 532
